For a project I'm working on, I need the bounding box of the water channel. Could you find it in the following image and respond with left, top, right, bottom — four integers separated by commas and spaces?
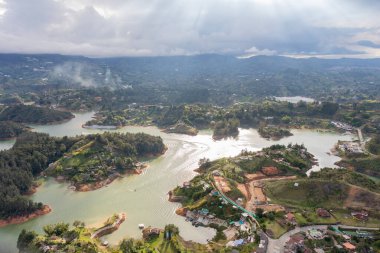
0, 112, 354, 253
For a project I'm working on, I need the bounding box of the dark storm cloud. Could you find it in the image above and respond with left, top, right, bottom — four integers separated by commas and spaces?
0, 0, 378, 57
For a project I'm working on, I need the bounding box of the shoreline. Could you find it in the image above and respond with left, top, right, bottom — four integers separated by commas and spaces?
0, 205, 51, 228
28, 115, 75, 126
55, 152, 167, 192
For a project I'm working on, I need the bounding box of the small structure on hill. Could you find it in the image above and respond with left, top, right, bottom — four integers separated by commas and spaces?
284, 233, 305, 253
284, 212, 297, 225
342, 242, 356, 251
183, 181, 191, 188
351, 210, 369, 221
142, 227, 162, 239
307, 229, 324, 239
316, 208, 331, 218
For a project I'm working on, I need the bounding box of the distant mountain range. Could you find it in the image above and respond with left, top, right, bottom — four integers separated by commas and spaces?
0, 53, 379, 101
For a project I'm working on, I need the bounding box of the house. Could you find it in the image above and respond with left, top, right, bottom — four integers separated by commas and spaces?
284, 233, 305, 253
183, 181, 191, 188
351, 210, 369, 221
226, 239, 244, 247
307, 229, 324, 239
316, 208, 331, 218
142, 227, 161, 239
255, 232, 268, 253
342, 242, 356, 251
284, 212, 297, 225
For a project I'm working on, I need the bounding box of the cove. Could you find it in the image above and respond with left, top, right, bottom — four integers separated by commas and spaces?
0, 112, 354, 253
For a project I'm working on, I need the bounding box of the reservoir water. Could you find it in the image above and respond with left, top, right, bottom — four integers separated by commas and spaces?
0, 112, 354, 253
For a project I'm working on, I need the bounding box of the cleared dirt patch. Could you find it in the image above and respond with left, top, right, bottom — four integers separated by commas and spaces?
344, 185, 380, 211
237, 183, 249, 200
245, 172, 266, 181
213, 176, 231, 193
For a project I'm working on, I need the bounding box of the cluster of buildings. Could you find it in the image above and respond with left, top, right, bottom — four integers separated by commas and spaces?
284, 226, 377, 253
331, 121, 354, 131
185, 208, 227, 227
338, 141, 364, 154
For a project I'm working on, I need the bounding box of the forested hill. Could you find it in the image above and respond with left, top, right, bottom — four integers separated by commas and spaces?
0, 105, 74, 124
0, 54, 379, 104
0, 132, 78, 219
0, 121, 29, 139
0, 131, 165, 219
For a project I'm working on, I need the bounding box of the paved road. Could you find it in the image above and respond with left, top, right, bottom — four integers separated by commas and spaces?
357, 128, 364, 144
210, 181, 260, 228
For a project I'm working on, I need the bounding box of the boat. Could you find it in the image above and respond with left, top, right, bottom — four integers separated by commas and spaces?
138, 224, 145, 229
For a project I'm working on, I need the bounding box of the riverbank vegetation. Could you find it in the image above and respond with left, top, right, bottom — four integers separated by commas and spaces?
0, 132, 78, 220
47, 132, 166, 191
0, 121, 29, 139
171, 144, 315, 223
17, 222, 211, 253
258, 126, 293, 140
83, 99, 360, 139
0, 131, 165, 221
0, 104, 74, 124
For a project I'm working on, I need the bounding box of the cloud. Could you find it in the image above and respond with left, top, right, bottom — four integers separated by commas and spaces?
0, 0, 379, 57
239, 46, 277, 58
357, 40, 380, 49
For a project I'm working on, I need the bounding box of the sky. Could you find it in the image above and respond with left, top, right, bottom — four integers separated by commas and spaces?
0, 0, 379, 58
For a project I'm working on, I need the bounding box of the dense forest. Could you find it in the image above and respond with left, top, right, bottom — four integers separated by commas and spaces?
0, 132, 78, 219
0, 131, 165, 219
0, 104, 74, 124
48, 132, 166, 189
0, 121, 29, 139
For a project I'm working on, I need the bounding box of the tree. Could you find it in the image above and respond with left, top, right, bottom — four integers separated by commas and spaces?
164, 224, 179, 240
256, 208, 264, 218
17, 229, 36, 252
281, 115, 291, 124
321, 102, 339, 116
120, 239, 138, 253
43, 223, 69, 236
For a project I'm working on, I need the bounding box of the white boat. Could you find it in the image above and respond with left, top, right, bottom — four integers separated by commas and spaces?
138, 224, 145, 229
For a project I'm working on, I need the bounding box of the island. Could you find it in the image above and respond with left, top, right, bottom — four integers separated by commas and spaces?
258, 126, 293, 140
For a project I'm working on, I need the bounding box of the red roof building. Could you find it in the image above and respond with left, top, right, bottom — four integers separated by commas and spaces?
316, 208, 331, 218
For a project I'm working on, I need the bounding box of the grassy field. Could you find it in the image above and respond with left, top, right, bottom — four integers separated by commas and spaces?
264, 220, 288, 238
265, 179, 380, 228
146, 233, 209, 253
293, 212, 337, 226
332, 210, 380, 228
264, 179, 348, 209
